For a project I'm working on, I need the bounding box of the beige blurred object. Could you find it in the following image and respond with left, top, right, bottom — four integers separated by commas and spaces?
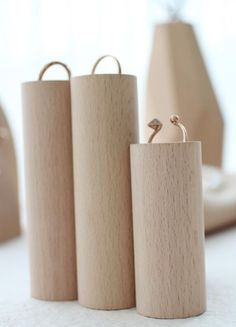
145, 20, 224, 167
0, 105, 20, 242
203, 166, 236, 233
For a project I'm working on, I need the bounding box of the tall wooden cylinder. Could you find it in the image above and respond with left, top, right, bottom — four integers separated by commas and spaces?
22, 68, 77, 300
71, 72, 138, 309
130, 142, 206, 318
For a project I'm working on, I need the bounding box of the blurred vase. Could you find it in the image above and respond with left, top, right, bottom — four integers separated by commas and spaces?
0, 104, 20, 242
145, 20, 224, 167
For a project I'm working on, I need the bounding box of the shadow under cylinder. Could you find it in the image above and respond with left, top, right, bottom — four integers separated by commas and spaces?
22, 66, 77, 300
71, 72, 139, 309
130, 142, 206, 318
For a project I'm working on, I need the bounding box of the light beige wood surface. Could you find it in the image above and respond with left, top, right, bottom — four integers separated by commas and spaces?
22, 80, 77, 300
0, 106, 20, 242
130, 142, 206, 318
71, 74, 139, 309
145, 21, 224, 167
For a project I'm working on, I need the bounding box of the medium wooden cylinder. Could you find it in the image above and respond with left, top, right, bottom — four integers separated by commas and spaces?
71, 74, 138, 309
22, 80, 77, 300
130, 142, 206, 318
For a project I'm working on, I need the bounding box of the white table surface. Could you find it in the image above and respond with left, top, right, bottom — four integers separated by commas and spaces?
0, 227, 236, 327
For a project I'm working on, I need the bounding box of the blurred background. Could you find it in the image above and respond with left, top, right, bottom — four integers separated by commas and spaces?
0, 0, 236, 222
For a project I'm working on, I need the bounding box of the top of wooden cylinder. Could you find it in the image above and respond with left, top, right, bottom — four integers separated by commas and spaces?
130, 141, 201, 148
130, 142, 202, 165
21, 80, 70, 86
71, 73, 136, 81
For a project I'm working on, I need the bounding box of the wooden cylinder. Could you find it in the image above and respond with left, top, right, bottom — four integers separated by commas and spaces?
71, 73, 138, 309
22, 78, 77, 300
130, 142, 206, 318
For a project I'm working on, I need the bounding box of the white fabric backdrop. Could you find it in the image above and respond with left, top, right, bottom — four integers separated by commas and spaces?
0, 0, 235, 222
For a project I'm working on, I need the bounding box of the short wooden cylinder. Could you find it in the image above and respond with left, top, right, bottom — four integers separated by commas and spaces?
22, 81, 77, 300
71, 74, 139, 309
130, 142, 206, 318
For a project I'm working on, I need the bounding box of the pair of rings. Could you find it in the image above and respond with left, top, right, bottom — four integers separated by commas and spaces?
148, 115, 188, 143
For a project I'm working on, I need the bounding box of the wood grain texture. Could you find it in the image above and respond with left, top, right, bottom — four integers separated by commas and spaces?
145, 21, 224, 167
130, 142, 206, 318
22, 81, 77, 300
0, 105, 20, 242
71, 74, 138, 309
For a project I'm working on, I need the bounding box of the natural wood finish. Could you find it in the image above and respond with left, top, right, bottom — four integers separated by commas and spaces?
71, 74, 138, 309
130, 142, 206, 318
145, 21, 224, 167
22, 81, 77, 300
0, 105, 20, 242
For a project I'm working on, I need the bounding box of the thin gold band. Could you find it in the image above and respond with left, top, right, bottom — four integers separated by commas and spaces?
38, 61, 71, 80
91, 55, 122, 74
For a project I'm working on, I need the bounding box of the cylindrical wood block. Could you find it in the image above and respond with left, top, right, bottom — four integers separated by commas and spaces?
22, 80, 77, 300
71, 74, 138, 309
130, 142, 206, 318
